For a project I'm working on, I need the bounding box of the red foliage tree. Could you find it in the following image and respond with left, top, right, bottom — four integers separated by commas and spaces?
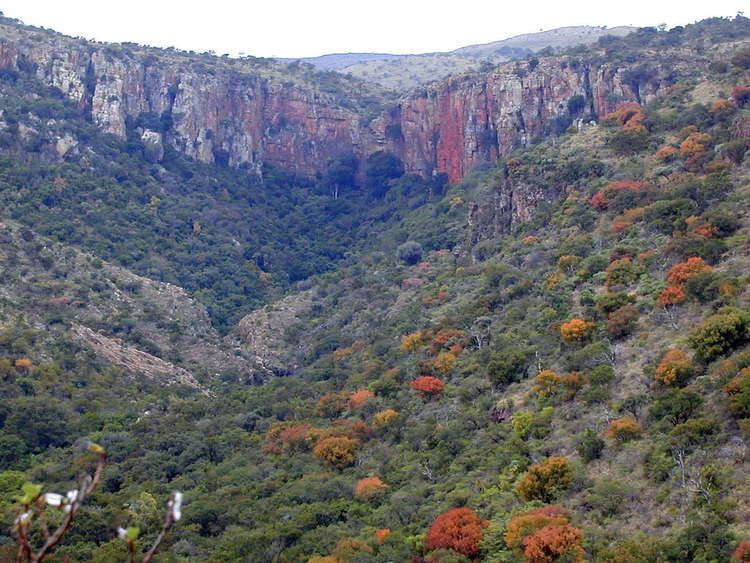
411, 376, 445, 399
424, 507, 488, 558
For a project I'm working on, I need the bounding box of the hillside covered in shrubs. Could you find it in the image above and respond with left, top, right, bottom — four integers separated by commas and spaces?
1, 14, 750, 563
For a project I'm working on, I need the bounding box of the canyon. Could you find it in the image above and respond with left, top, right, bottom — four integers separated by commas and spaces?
0, 20, 705, 183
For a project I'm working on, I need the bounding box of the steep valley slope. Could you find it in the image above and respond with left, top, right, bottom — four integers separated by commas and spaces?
1, 14, 750, 563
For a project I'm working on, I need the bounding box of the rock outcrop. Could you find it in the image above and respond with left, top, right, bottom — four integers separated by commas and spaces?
0, 21, 713, 183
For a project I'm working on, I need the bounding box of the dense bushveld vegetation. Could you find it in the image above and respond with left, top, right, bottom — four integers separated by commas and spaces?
1, 14, 750, 563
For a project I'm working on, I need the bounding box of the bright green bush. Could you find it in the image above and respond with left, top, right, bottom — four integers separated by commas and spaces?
689, 308, 750, 361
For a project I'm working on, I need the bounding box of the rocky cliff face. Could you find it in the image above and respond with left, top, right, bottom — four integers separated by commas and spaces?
0, 26, 373, 175
387, 56, 696, 182
0, 22, 709, 183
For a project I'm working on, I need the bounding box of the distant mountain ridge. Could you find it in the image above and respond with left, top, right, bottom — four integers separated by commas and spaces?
281, 25, 636, 88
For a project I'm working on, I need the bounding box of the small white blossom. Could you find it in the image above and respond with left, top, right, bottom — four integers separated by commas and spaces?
66, 489, 78, 503
43, 493, 63, 507
63, 505, 72, 513
15, 512, 31, 525
117, 527, 127, 540
171, 491, 183, 521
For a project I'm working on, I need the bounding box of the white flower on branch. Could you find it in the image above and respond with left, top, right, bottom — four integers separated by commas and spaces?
43, 493, 64, 507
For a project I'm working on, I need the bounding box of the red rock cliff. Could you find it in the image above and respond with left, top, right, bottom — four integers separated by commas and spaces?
0, 24, 707, 182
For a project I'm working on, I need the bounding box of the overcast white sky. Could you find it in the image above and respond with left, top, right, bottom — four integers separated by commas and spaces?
0, 1, 746, 58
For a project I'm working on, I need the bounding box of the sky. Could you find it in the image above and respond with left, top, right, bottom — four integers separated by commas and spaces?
0, 0, 746, 58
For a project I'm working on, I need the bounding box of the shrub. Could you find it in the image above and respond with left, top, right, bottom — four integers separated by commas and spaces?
658, 285, 687, 307
602, 103, 646, 131
348, 389, 374, 410
400, 331, 424, 352
433, 350, 457, 374
533, 370, 563, 399
14, 357, 32, 369
596, 292, 635, 316
410, 376, 445, 399
375, 528, 391, 544
668, 417, 719, 451
397, 241, 423, 265
732, 86, 750, 108
731, 46, 750, 69
575, 429, 605, 462
725, 368, 750, 418
605, 258, 638, 288
649, 389, 702, 425
590, 191, 609, 210
732, 540, 750, 561
654, 349, 694, 386
315, 392, 349, 418
263, 423, 320, 454
609, 129, 650, 154
486, 348, 530, 387
724, 138, 749, 165
605, 416, 642, 443
312, 436, 359, 469
424, 507, 488, 558
504, 505, 569, 552
560, 319, 595, 342
666, 257, 712, 286
679, 132, 711, 157
332, 538, 373, 560
373, 408, 399, 429
354, 476, 389, 500
689, 308, 750, 362
655, 145, 679, 162
516, 456, 572, 502
522, 524, 584, 563
606, 305, 639, 338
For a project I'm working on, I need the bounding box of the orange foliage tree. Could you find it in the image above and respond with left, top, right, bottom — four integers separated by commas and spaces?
312, 436, 359, 469
658, 257, 712, 307
348, 389, 374, 411
354, 476, 389, 501
605, 416, 642, 443
263, 422, 321, 455
315, 392, 349, 418
14, 357, 32, 369
725, 368, 750, 418
560, 319, 595, 342
523, 524, 585, 563
375, 528, 391, 544
504, 505, 569, 552
424, 507, 488, 558
679, 131, 711, 157
654, 349, 694, 386
657, 285, 687, 307
410, 376, 445, 400
732, 539, 750, 561
589, 191, 609, 211
655, 145, 679, 162
666, 257, 712, 286
516, 457, 572, 502
602, 102, 647, 132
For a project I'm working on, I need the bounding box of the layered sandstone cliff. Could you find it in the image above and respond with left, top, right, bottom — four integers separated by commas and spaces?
0, 20, 711, 183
